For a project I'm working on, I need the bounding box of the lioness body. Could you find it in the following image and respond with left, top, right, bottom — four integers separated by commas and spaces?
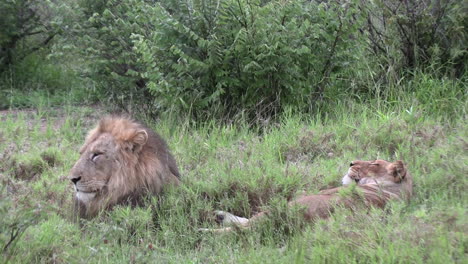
69, 116, 180, 219
212, 160, 412, 230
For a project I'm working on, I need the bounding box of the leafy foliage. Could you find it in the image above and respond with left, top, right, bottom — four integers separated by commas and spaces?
361, 0, 467, 76
2, 0, 466, 116
0, 0, 63, 73
77, 0, 364, 117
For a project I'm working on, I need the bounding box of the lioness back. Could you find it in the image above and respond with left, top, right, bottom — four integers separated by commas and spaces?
69, 116, 180, 219
211, 159, 412, 231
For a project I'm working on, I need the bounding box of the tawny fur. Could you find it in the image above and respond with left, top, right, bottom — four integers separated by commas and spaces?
70, 116, 180, 219
207, 160, 412, 232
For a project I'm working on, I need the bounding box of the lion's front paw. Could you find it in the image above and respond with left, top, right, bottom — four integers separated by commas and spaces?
215, 211, 249, 227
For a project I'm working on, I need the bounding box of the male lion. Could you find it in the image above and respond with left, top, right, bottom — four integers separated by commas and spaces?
69, 116, 180, 219
207, 160, 412, 232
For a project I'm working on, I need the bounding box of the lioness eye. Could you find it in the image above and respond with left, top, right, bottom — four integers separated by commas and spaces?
91, 152, 102, 162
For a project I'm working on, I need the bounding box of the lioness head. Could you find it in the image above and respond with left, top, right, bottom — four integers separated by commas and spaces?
342, 159, 408, 185
69, 116, 180, 219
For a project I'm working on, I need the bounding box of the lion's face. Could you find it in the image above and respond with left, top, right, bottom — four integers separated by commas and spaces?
342, 159, 407, 185
68, 116, 181, 219
69, 133, 120, 204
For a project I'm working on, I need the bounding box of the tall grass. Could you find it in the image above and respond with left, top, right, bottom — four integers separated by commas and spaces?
0, 75, 465, 262
0, 54, 98, 110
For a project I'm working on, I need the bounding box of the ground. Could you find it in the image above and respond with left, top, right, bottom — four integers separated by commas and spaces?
0, 104, 466, 263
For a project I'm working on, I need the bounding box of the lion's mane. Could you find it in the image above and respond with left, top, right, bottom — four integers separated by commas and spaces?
71, 116, 180, 219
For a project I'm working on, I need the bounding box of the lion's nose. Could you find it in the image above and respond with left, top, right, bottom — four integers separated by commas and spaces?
215, 213, 225, 224
70, 176, 81, 184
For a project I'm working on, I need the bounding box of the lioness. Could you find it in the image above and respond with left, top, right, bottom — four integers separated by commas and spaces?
69, 116, 180, 219
209, 160, 412, 231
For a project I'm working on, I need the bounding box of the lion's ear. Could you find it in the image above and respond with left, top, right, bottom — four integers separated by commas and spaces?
391, 160, 407, 180
131, 130, 148, 153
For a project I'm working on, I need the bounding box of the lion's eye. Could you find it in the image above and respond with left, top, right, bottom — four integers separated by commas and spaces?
91, 152, 103, 162
350, 163, 354, 167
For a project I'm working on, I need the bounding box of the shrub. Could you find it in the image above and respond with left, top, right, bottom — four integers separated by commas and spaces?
0, 0, 91, 109
0, 0, 61, 74
75, 0, 466, 118
77, 0, 364, 117
361, 0, 467, 77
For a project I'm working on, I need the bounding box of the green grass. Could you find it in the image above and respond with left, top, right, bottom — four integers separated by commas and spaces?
1, 84, 466, 263
0, 53, 98, 110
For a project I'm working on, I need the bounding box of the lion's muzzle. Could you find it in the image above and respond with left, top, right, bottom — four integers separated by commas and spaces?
71, 176, 81, 184
76, 191, 97, 203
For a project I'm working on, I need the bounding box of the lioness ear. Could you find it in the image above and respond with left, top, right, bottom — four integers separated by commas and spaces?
131, 130, 148, 153
391, 160, 406, 180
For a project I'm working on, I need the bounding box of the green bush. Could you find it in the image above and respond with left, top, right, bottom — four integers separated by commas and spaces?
0, 0, 62, 73
0, 53, 96, 109
361, 0, 467, 77
77, 0, 364, 117
0, 0, 93, 109
75, 0, 466, 118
